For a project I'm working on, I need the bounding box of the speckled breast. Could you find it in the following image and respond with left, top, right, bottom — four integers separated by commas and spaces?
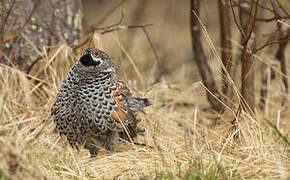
78, 72, 129, 133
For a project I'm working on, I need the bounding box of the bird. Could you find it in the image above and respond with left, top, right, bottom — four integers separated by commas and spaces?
51, 48, 151, 157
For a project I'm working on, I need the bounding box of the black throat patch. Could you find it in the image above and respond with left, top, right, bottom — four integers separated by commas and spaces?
80, 54, 101, 66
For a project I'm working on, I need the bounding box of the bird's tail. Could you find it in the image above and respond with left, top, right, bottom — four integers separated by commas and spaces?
119, 97, 150, 141
127, 97, 151, 114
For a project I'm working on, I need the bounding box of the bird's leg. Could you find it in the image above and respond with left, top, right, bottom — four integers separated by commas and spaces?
100, 130, 119, 151
84, 142, 99, 157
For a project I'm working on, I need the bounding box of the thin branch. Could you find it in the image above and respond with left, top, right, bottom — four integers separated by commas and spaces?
230, 0, 246, 39
85, 0, 127, 34
140, 27, 161, 69
271, 0, 282, 19
229, 0, 276, 13
94, 11, 125, 31
3, 0, 16, 29
22, 0, 41, 30
231, 0, 276, 14
72, 34, 92, 53
257, 3, 275, 13
254, 37, 290, 54
239, 5, 289, 22
255, 16, 289, 22
261, 29, 289, 37
245, 0, 255, 32
244, 0, 259, 44
26, 56, 42, 74
139, 26, 169, 84
100, 24, 153, 34
275, 0, 290, 18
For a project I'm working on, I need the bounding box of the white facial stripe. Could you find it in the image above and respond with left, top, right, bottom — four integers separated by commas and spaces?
91, 55, 102, 64
104, 66, 115, 73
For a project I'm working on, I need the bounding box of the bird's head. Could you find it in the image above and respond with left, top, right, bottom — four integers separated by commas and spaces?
78, 48, 115, 74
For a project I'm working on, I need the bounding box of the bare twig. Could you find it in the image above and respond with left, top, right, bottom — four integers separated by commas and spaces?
94, 11, 125, 31
254, 37, 290, 54
256, 16, 289, 22
72, 33, 93, 53
275, 0, 290, 18
257, 2, 275, 13
228, 0, 275, 13
3, 0, 16, 30
125, 1, 150, 52
99, 24, 153, 35
261, 29, 289, 38
84, 0, 127, 34
245, 0, 255, 33
239, 5, 289, 22
244, 0, 259, 43
229, 0, 246, 39
26, 56, 42, 74
139, 26, 170, 85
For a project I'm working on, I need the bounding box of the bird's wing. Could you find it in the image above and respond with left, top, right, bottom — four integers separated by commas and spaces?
109, 80, 131, 123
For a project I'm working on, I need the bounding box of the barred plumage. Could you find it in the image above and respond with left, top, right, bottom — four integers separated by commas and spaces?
51, 48, 151, 156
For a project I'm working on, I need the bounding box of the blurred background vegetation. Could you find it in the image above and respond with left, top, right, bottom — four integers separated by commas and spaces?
1, 0, 289, 108
0, 0, 215, 84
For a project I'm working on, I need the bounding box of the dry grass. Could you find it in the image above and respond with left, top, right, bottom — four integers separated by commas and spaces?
0, 29, 290, 180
